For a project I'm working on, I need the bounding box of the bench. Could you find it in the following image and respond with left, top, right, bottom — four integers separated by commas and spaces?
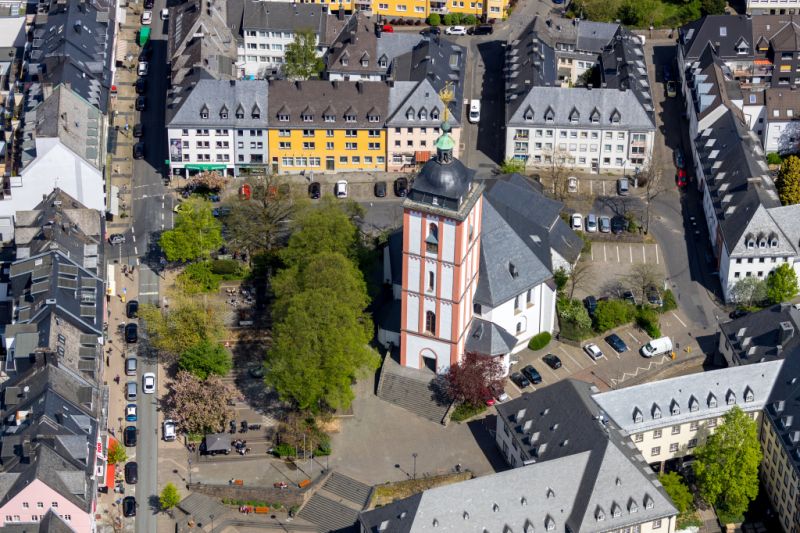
254, 507, 270, 514
298, 479, 311, 489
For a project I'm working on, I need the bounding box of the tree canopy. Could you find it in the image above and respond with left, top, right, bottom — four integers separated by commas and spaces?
280, 199, 360, 267
693, 406, 761, 519
164, 371, 235, 434
107, 441, 127, 465
766, 263, 799, 304
265, 288, 379, 412
222, 176, 298, 259
283, 29, 324, 80
178, 339, 232, 380
159, 483, 181, 511
730, 276, 767, 307
445, 352, 505, 406
160, 198, 223, 262
776, 155, 800, 206
139, 294, 225, 360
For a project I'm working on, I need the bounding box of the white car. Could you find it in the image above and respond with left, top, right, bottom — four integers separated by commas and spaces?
446, 26, 467, 35
137, 62, 149, 77
163, 419, 176, 441
570, 213, 583, 230
334, 180, 348, 199
160, 8, 169, 20
141, 10, 152, 25
583, 343, 604, 361
142, 372, 156, 394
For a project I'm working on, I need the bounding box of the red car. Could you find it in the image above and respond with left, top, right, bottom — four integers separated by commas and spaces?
381, 24, 394, 33
676, 168, 688, 187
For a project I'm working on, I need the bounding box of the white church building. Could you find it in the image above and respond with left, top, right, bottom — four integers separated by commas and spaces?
380, 124, 583, 374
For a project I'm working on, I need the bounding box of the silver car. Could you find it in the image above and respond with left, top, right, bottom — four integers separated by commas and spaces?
586, 213, 598, 233
599, 215, 611, 233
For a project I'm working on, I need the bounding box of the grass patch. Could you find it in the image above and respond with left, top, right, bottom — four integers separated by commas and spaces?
371, 472, 473, 507
660, 289, 678, 313
716, 509, 745, 526
450, 402, 487, 423
186, 432, 203, 443
678, 510, 703, 529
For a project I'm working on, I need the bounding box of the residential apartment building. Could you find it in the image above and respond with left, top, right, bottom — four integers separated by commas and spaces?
364, 379, 678, 533
299, 0, 508, 21
1, 189, 105, 382
266, 80, 388, 174
763, 87, 800, 153
379, 157, 582, 374
677, 42, 800, 302
227, 1, 334, 79
0, 356, 105, 531
166, 79, 269, 176
505, 17, 655, 173
716, 303, 800, 366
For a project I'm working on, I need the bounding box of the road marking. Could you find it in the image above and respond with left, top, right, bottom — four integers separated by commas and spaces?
602, 181, 606, 195
161, 223, 164, 230
161, 202, 165, 209
642, 245, 646, 263
671, 311, 687, 328
628, 331, 641, 344
616, 245, 620, 262
136, 258, 140, 266
134, 246, 138, 255
609, 354, 670, 387
139, 291, 159, 296
161, 212, 164, 220
508, 381, 522, 394
558, 346, 584, 370
603, 244, 607, 262
655, 245, 660, 264
590, 245, 594, 261
132, 234, 136, 243
629, 245, 633, 263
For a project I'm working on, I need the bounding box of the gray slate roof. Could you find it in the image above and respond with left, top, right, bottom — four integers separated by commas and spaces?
167, 79, 269, 128
719, 304, 800, 365
764, 347, 800, 479
464, 318, 517, 356
240, 1, 328, 34
593, 360, 783, 433
680, 15, 754, 62
168, 0, 237, 85
387, 79, 460, 128
507, 85, 655, 129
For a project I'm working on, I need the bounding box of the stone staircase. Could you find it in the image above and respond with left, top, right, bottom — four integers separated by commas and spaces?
322, 472, 372, 508
297, 472, 372, 533
377, 357, 451, 424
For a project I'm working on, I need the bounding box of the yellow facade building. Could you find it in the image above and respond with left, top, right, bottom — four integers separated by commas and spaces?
267, 80, 389, 174
301, 0, 508, 21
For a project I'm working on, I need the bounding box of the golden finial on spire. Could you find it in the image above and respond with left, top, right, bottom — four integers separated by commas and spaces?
439, 82, 454, 123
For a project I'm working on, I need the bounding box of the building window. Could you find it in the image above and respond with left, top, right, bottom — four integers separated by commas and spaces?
22, 503, 28, 509
634, 433, 643, 442
425, 311, 436, 335
653, 429, 662, 438
690, 421, 699, 431
669, 443, 679, 453
651, 446, 660, 456
707, 418, 717, 428
671, 425, 680, 435
428, 271, 435, 292
688, 438, 698, 448
514, 295, 521, 312
426, 223, 438, 253
653, 519, 662, 529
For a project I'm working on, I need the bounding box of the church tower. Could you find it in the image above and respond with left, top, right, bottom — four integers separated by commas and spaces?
399, 97, 484, 373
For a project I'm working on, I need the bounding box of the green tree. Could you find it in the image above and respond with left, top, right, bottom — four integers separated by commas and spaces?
139, 295, 225, 360
176, 262, 222, 294
694, 406, 761, 520
660, 472, 696, 527
766, 263, 799, 304
730, 276, 768, 307
556, 297, 592, 330
283, 29, 324, 80
428, 13, 441, 26
593, 299, 635, 332
553, 267, 569, 293
159, 482, 181, 511
107, 441, 127, 465
266, 288, 380, 412
700, 0, 726, 15
776, 155, 800, 205
272, 251, 369, 321
160, 198, 223, 262
281, 199, 359, 267
178, 339, 232, 380
499, 158, 526, 174
222, 176, 298, 259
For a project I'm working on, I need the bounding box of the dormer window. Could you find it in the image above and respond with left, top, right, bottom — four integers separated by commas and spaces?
628, 499, 638, 513
236, 105, 245, 119
759, 238, 767, 249
419, 108, 427, 120
633, 407, 643, 423
431, 108, 440, 120
379, 56, 388, 68
644, 495, 654, 510
670, 400, 680, 416
524, 105, 534, 121
569, 107, 580, 123
595, 508, 605, 522
747, 235, 755, 249
361, 58, 369, 67
220, 105, 228, 119
324, 114, 335, 123
278, 114, 289, 122
544, 106, 554, 123
251, 105, 261, 119
590, 107, 600, 124
610, 109, 621, 124
345, 114, 356, 123
200, 105, 209, 119
611, 503, 621, 518
652, 403, 662, 419
744, 386, 754, 402
736, 38, 749, 55
771, 235, 779, 248
726, 389, 736, 405
689, 395, 699, 412
545, 516, 555, 531
708, 393, 717, 408
406, 107, 415, 120
302, 113, 313, 122
341, 56, 349, 66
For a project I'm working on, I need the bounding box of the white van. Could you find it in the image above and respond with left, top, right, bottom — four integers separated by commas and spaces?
468, 100, 481, 123
640, 336, 673, 358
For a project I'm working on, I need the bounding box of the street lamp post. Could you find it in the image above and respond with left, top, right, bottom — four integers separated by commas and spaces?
412, 453, 418, 480
188, 457, 193, 485
210, 513, 215, 532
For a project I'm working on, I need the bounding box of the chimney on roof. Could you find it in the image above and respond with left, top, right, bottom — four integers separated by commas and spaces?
356, 81, 363, 94
779, 321, 794, 345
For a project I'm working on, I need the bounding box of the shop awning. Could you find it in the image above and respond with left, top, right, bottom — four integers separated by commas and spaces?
185, 164, 227, 171
415, 151, 431, 163
115, 38, 128, 62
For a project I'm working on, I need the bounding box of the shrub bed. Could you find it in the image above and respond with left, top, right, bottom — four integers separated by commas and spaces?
660, 289, 678, 312
528, 332, 552, 351
636, 307, 662, 338
593, 299, 636, 333
450, 402, 487, 423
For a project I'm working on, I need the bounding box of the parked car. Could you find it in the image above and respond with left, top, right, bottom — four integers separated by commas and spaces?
421, 26, 441, 36
138, 43, 151, 61
142, 372, 156, 394
490, 384, 510, 403
133, 123, 143, 138
124, 425, 137, 447
334, 180, 348, 198
135, 96, 146, 111
163, 419, 177, 441
308, 181, 321, 199
108, 233, 126, 245
394, 177, 409, 197
674, 148, 685, 169
570, 213, 583, 230
381, 24, 394, 33
666, 81, 677, 98
144, 0, 153, 8
611, 215, 628, 235
125, 357, 138, 376
133, 142, 145, 159
212, 206, 231, 217
605, 333, 629, 353
729, 308, 749, 319
160, 7, 169, 20
126, 381, 137, 401
662, 64, 671, 82
583, 295, 598, 316
646, 286, 663, 306
445, 25, 467, 35
126, 300, 139, 319
125, 323, 138, 343
585, 213, 598, 233
542, 353, 562, 369
125, 462, 138, 484
135, 77, 147, 94
468, 99, 481, 123
599, 215, 611, 233
641, 336, 673, 358
583, 343, 604, 360
140, 10, 152, 25
137, 61, 148, 76
521, 364, 542, 385
126, 403, 138, 422
617, 177, 630, 195
374, 181, 387, 198
123, 496, 137, 517
676, 168, 688, 188
622, 290, 636, 305
510, 371, 531, 389
469, 24, 494, 35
